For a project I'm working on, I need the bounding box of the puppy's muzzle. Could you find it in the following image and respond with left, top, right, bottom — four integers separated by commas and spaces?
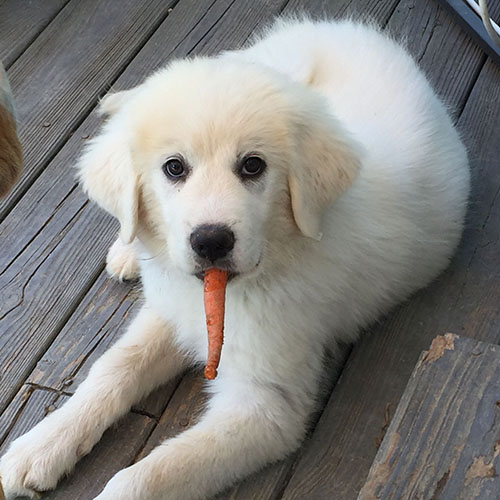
190, 224, 235, 263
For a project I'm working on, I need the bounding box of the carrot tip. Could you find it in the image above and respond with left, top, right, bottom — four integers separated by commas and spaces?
204, 366, 217, 380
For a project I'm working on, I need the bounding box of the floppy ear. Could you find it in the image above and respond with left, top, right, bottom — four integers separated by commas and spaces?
77, 91, 139, 243
289, 115, 362, 240
98, 88, 138, 116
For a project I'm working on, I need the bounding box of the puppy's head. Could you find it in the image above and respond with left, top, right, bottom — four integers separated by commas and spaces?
78, 58, 361, 280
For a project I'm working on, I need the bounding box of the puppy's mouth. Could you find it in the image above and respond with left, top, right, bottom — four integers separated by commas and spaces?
192, 251, 263, 282
193, 266, 238, 282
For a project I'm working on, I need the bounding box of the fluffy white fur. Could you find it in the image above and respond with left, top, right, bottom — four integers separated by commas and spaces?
0, 19, 469, 500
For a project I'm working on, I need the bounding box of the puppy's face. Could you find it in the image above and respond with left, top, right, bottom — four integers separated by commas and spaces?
79, 58, 361, 280
130, 63, 293, 278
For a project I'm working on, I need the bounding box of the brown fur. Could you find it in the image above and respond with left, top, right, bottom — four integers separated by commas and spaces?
0, 104, 23, 197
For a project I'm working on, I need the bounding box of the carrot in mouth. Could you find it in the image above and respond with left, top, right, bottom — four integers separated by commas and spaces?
203, 268, 228, 380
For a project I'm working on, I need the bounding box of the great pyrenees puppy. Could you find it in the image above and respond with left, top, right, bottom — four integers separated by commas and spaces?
0, 19, 469, 500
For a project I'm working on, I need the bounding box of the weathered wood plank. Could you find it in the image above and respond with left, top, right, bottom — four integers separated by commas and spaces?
436, 0, 500, 68
283, 0, 399, 21
280, 9, 500, 500
0, 387, 33, 446
216, 457, 298, 500
135, 370, 208, 461
387, 0, 490, 119
0, 0, 177, 220
0, 389, 64, 455
0, 0, 70, 68
25, 272, 140, 391
358, 334, 500, 500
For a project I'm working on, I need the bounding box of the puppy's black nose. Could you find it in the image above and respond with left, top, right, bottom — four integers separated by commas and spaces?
190, 224, 235, 262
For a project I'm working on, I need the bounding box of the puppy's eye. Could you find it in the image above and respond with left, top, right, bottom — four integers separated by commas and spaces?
163, 158, 187, 180
240, 156, 266, 179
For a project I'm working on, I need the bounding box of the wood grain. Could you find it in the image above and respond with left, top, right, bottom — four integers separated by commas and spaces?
436, 0, 500, 68
386, 0, 490, 119
0, 389, 63, 455
358, 334, 500, 500
280, 6, 500, 499
0, 0, 70, 68
0, 0, 177, 220
284, 0, 399, 21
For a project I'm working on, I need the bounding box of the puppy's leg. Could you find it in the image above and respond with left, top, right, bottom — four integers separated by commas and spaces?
0, 306, 187, 499
93, 382, 313, 500
106, 236, 140, 281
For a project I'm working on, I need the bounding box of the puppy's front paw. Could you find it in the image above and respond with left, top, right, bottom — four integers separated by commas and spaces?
0, 434, 61, 499
106, 237, 140, 281
0, 417, 87, 499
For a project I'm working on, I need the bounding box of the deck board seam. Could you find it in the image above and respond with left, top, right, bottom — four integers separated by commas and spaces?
24, 382, 73, 398
225, 0, 291, 50
130, 408, 160, 423
381, 0, 403, 28
0, 388, 34, 448
0, 183, 80, 278
146, 0, 220, 65
455, 55, 487, 121
185, 0, 240, 56
130, 374, 187, 464
61, 291, 136, 385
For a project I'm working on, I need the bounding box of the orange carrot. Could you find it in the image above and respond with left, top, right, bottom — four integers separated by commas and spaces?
203, 268, 228, 379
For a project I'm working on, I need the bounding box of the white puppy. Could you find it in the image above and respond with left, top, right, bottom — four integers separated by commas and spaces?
0, 19, 469, 500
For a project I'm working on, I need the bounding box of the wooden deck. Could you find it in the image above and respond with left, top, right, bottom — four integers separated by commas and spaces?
0, 1, 499, 498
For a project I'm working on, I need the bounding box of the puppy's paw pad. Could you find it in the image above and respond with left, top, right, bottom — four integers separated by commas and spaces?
106, 238, 140, 281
